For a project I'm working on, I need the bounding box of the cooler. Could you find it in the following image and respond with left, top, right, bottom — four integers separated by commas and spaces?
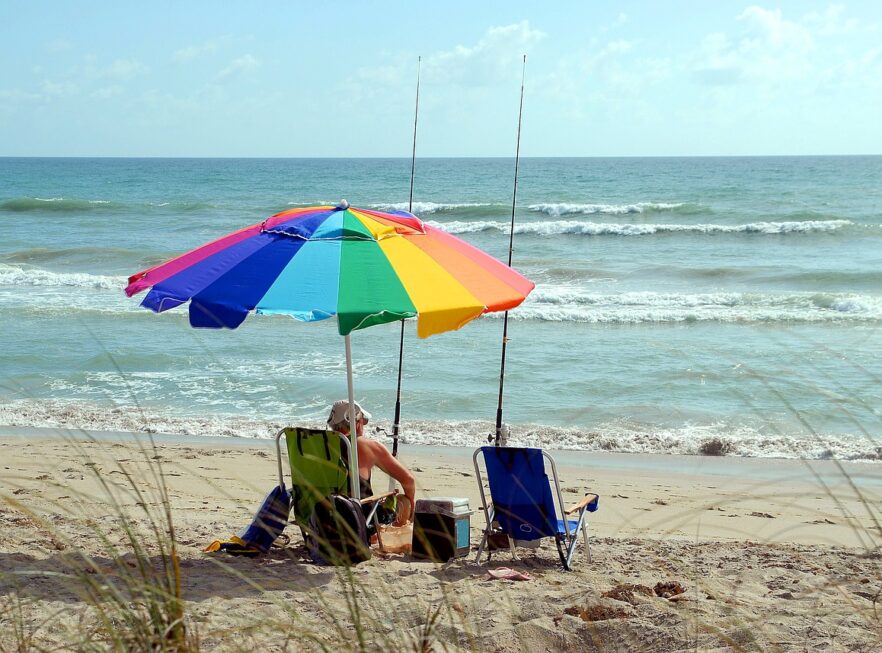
412, 497, 472, 562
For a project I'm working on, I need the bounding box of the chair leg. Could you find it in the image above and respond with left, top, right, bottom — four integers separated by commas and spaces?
372, 513, 384, 550
554, 536, 570, 571
565, 533, 580, 570
582, 520, 591, 563
365, 501, 381, 524
564, 509, 589, 570
507, 536, 518, 562
475, 506, 495, 566
474, 529, 489, 565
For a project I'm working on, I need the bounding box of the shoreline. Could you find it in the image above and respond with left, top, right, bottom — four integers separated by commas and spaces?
3, 425, 880, 548
3, 423, 880, 483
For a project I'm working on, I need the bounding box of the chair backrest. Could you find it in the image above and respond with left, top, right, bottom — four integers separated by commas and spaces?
480, 446, 558, 541
284, 427, 351, 527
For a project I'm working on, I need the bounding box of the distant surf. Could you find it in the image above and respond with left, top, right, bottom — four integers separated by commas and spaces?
528, 201, 695, 216
2, 263, 880, 325
428, 219, 858, 236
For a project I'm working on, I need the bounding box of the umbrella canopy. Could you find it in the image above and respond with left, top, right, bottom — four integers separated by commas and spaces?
125, 202, 535, 498
126, 203, 534, 338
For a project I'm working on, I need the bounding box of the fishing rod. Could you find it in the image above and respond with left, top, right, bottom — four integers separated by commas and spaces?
494, 54, 526, 447
391, 56, 421, 460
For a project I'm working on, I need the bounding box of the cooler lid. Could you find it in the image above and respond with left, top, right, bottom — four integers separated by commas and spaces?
416, 496, 471, 516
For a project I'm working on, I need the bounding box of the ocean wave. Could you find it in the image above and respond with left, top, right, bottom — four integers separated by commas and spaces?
0, 196, 220, 214
2, 246, 144, 266
428, 219, 857, 236
2, 268, 879, 326
757, 269, 882, 288
1, 399, 878, 462
0, 197, 127, 212
372, 201, 499, 215
0, 264, 125, 290
507, 287, 882, 324
528, 202, 691, 216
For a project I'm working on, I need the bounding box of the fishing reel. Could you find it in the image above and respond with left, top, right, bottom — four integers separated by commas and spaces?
488, 423, 511, 446
375, 425, 407, 444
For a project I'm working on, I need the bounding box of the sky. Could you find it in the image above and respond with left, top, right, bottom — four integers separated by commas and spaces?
1, 1, 881, 157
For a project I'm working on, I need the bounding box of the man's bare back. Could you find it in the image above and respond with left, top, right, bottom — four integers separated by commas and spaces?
327, 399, 416, 523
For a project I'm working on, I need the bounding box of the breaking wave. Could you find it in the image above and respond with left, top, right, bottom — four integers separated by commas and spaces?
508, 287, 882, 324
371, 201, 498, 215
528, 202, 693, 216
428, 219, 858, 236
2, 399, 878, 462
0, 264, 125, 290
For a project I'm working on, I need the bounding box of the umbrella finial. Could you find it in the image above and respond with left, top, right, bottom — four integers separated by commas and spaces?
336, 199, 350, 211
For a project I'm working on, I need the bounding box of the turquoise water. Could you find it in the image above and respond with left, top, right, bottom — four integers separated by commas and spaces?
1, 157, 880, 460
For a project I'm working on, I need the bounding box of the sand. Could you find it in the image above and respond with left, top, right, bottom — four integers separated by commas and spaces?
1, 428, 880, 651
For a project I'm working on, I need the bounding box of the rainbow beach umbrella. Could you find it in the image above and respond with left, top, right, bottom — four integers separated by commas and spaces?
126, 201, 534, 497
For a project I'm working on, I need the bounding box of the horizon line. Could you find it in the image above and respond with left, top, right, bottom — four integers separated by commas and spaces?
2, 153, 881, 160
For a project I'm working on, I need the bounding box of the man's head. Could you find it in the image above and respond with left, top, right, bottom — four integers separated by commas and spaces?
327, 399, 371, 436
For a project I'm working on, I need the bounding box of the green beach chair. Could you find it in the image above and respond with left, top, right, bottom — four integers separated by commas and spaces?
274, 427, 397, 549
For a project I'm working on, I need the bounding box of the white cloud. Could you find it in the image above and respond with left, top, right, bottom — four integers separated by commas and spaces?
803, 4, 858, 37
216, 54, 259, 81
738, 6, 814, 51
423, 21, 546, 85
0, 88, 42, 102
47, 39, 72, 53
687, 5, 858, 87
92, 85, 125, 99
174, 41, 219, 63
77, 58, 148, 80
40, 80, 79, 97
101, 59, 148, 80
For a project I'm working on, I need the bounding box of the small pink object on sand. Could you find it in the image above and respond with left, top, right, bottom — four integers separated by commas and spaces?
486, 567, 532, 581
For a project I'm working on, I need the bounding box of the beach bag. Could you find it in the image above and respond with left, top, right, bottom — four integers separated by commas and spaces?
204, 484, 290, 557
308, 494, 372, 566
236, 484, 291, 553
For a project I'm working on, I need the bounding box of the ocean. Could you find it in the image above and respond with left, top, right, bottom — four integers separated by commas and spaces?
1, 156, 880, 461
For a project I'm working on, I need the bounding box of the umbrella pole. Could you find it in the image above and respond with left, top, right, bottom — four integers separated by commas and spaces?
344, 334, 361, 500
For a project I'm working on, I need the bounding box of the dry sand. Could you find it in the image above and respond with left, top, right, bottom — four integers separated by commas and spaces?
1, 428, 880, 651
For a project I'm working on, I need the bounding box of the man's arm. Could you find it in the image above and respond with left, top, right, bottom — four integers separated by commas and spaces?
369, 440, 416, 522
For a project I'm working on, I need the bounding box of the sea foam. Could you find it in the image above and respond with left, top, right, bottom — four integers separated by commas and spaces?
528, 202, 686, 216
509, 287, 882, 324
372, 201, 496, 214
2, 399, 878, 463
427, 219, 856, 236
0, 264, 125, 290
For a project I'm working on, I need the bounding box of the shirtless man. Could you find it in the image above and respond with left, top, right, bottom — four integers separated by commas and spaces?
327, 400, 416, 525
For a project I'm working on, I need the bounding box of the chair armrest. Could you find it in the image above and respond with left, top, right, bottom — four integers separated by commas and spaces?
564, 493, 598, 515
359, 489, 399, 505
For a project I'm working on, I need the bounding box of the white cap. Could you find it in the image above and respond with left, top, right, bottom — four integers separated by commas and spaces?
336, 199, 350, 210
327, 399, 371, 430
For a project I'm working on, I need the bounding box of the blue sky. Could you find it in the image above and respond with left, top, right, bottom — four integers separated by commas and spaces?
2, 2, 881, 156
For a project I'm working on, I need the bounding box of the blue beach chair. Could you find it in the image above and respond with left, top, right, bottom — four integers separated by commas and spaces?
472, 446, 599, 571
